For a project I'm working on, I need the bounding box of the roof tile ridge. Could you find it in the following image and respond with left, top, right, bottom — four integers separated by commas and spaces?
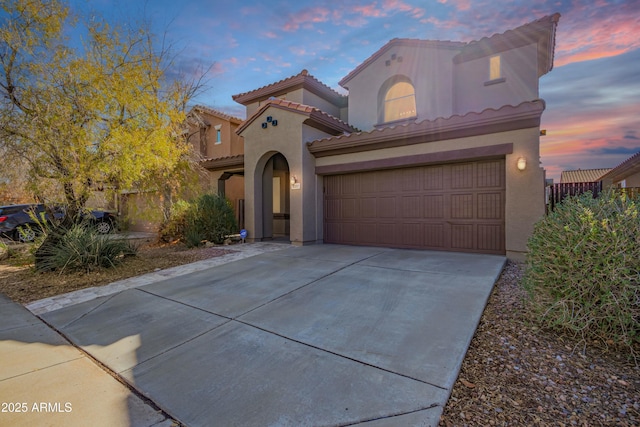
192, 104, 243, 122
464, 13, 560, 47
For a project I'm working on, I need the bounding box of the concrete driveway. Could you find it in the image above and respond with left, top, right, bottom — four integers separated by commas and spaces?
41, 244, 505, 427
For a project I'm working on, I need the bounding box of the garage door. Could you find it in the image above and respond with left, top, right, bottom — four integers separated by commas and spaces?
324, 159, 505, 254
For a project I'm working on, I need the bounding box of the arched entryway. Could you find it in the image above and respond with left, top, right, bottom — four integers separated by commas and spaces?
261, 152, 290, 241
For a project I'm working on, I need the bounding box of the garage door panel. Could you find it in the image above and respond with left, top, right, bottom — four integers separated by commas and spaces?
401, 196, 421, 218
423, 166, 444, 190
401, 168, 422, 191
360, 198, 377, 218
451, 163, 474, 189
477, 160, 504, 188
451, 193, 474, 219
341, 198, 359, 219
423, 223, 445, 249
341, 174, 359, 195
423, 195, 444, 219
325, 199, 341, 221
324, 159, 505, 255
376, 197, 396, 218
357, 223, 379, 243
477, 192, 504, 219
401, 223, 422, 246
477, 224, 504, 251
376, 223, 397, 245
451, 224, 475, 250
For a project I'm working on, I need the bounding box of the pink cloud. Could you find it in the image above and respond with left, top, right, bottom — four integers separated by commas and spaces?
353, 3, 386, 18
262, 31, 278, 39
282, 7, 331, 32
555, 8, 640, 67
437, 0, 472, 11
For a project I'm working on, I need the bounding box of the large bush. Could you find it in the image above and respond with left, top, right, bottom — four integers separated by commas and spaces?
160, 194, 238, 247
523, 189, 640, 354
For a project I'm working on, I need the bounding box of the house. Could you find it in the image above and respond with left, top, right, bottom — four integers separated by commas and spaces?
122, 106, 245, 231
210, 13, 560, 260
600, 151, 640, 189
188, 106, 245, 227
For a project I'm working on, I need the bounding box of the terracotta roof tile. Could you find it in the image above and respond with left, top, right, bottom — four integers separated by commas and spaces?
190, 105, 243, 124
236, 98, 357, 136
308, 100, 546, 157
200, 154, 244, 170
339, 39, 464, 87
340, 13, 560, 87
455, 13, 560, 77
232, 69, 347, 106
560, 168, 611, 184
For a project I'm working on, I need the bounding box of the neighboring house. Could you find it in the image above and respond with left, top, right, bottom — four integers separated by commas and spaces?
187, 105, 245, 227
123, 106, 245, 232
600, 151, 640, 189
224, 13, 560, 260
559, 169, 611, 184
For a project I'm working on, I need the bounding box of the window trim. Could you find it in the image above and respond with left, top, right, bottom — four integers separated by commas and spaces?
378, 77, 417, 125
214, 124, 222, 145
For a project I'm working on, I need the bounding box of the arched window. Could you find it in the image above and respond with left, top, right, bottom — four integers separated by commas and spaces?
383, 81, 416, 123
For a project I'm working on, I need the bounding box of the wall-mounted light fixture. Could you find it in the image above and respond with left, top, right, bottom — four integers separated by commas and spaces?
517, 157, 527, 171
290, 175, 300, 190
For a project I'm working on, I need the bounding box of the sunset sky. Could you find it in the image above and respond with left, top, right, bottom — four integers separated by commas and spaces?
75, 0, 640, 181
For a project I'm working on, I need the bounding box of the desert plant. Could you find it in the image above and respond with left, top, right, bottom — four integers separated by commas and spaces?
35, 221, 136, 273
523, 189, 640, 355
160, 194, 237, 246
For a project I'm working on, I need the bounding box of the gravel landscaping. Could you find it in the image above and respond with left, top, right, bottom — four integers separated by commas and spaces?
439, 262, 639, 426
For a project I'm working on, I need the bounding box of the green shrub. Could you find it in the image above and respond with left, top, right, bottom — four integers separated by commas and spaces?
523, 189, 640, 354
159, 194, 238, 246
35, 221, 137, 272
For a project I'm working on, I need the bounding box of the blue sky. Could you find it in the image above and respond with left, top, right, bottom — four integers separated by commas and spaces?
72, 0, 640, 181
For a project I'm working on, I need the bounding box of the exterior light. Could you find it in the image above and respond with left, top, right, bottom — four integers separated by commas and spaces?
517, 157, 527, 171
290, 175, 300, 190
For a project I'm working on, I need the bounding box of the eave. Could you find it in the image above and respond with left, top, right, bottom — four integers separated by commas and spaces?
307, 100, 546, 158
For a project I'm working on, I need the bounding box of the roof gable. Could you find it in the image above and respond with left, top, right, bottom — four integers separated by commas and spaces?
236, 98, 357, 136
453, 13, 560, 77
599, 151, 640, 183
339, 13, 560, 88
189, 105, 243, 125
339, 39, 464, 88
232, 69, 347, 107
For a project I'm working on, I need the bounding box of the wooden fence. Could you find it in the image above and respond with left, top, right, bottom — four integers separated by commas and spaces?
547, 182, 640, 212
547, 182, 602, 212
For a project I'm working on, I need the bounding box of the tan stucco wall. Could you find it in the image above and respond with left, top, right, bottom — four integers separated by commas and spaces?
241, 107, 333, 244
343, 44, 459, 130
621, 171, 640, 187
187, 114, 244, 159
453, 43, 539, 115
314, 127, 545, 260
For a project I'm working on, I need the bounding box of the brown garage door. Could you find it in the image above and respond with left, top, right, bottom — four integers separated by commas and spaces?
324, 159, 505, 254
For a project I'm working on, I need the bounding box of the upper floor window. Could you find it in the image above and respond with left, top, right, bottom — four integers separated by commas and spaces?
383, 81, 416, 123
489, 55, 501, 80
215, 124, 222, 144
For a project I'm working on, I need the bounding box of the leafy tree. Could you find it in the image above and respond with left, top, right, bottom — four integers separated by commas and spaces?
0, 0, 203, 219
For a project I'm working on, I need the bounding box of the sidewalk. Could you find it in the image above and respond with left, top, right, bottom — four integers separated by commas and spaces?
0, 291, 173, 426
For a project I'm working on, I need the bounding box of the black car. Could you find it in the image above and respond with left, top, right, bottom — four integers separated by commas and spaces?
0, 204, 117, 242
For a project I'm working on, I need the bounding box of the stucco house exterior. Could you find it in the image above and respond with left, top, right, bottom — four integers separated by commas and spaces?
223, 13, 560, 260
122, 106, 245, 231
600, 151, 640, 189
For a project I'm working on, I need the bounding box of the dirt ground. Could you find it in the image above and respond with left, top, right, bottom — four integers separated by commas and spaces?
1, 241, 638, 425
0, 238, 233, 304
